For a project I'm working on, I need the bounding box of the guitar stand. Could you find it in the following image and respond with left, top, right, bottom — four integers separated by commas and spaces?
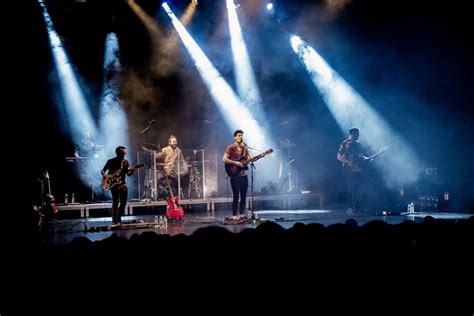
38, 207, 64, 228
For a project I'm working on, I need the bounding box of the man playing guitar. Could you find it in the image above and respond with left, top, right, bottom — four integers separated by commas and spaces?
223, 130, 270, 220
223, 130, 250, 220
101, 146, 137, 227
337, 127, 387, 215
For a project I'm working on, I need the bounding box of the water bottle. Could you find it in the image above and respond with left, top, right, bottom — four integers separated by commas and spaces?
71, 193, 75, 204
65, 193, 68, 204
407, 202, 414, 214
154, 215, 158, 227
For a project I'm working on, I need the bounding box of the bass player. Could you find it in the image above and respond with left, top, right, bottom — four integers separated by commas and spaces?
337, 127, 388, 215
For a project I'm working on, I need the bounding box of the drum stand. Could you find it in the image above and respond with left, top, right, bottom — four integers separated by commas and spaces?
285, 158, 296, 193
177, 154, 184, 200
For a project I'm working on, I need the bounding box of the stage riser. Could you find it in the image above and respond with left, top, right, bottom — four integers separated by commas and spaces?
55, 194, 324, 218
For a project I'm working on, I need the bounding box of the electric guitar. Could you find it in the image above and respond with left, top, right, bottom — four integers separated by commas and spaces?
343, 146, 389, 173
225, 149, 273, 178
101, 164, 144, 191
43, 171, 58, 215
162, 172, 184, 221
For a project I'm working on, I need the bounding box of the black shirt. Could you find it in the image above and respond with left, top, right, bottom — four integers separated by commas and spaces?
102, 157, 130, 184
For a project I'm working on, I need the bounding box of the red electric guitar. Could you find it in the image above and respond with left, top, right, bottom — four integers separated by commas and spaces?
162, 172, 184, 221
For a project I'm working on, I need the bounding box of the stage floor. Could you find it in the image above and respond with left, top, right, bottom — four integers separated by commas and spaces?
33, 207, 473, 245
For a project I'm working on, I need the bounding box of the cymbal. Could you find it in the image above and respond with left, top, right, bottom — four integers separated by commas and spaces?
141, 143, 161, 151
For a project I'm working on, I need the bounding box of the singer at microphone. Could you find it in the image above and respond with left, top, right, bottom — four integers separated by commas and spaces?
222, 129, 250, 219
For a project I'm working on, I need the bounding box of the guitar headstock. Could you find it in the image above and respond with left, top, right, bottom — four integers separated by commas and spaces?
263, 149, 274, 156
379, 146, 389, 153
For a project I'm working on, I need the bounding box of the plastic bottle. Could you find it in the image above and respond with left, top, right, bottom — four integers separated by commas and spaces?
65, 193, 68, 204
407, 202, 415, 214
71, 193, 75, 204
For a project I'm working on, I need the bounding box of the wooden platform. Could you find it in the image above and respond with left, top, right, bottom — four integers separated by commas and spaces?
55, 193, 325, 218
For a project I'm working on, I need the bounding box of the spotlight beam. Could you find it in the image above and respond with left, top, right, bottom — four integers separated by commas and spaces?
39, 1, 98, 157
162, 3, 265, 148
226, 0, 262, 115
291, 35, 423, 187
99, 33, 130, 159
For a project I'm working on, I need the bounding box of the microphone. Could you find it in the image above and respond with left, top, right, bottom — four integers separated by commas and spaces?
242, 141, 248, 147
139, 125, 151, 134
148, 119, 156, 125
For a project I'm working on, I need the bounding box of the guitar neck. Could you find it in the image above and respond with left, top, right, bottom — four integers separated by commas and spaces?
163, 174, 175, 200
244, 149, 273, 165
247, 153, 264, 164
368, 151, 383, 160
47, 179, 52, 195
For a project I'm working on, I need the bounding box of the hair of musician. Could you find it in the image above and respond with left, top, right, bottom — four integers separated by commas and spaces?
115, 146, 126, 155
349, 127, 359, 135
168, 135, 177, 145
233, 129, 244, 137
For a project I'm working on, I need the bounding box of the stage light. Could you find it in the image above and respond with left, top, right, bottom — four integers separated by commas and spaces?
98, 33, 130, 163
226, 0, 281, 188
226, 0, 263, 118
291, 34, 423, 188
39, 0, 101, 188
162, 2, 280, 191
266, 3, 273, 11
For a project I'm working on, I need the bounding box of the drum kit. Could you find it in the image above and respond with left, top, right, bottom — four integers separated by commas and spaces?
141, 142, 161, 153
138, 143, 205, 200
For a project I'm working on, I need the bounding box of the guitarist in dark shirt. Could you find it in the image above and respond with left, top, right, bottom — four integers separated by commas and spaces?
337, 128, 388, 214
101, 146, 136, 226
223, 130, 251, 219
337, 127, 368, 215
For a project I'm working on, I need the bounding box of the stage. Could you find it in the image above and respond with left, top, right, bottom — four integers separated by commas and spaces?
34, 202, 473, 245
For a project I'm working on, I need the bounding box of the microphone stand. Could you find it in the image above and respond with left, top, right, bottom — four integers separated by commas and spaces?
138, 119, 156, 201
139, 119, 156, 143
249, 160, 256, 220
244, 143, 259, 223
